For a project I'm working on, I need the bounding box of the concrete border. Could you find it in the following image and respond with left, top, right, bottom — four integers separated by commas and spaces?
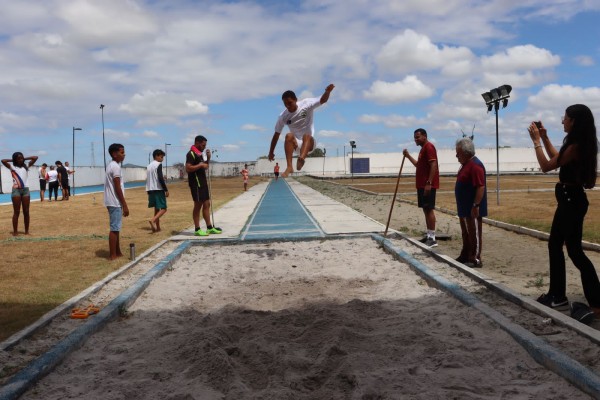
372, 233, 600, 399
0, 241, 191, 400
0, 238, 171, 351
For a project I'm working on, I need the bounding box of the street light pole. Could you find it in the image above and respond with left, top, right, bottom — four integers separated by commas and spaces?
349, 141, 356, 180
72, 127, 82, 195
100, 104, 106, 170
164, 143, 171, 181
481, 84, 512, 205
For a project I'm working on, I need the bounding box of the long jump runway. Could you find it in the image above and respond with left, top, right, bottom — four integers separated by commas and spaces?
241, 179, 324, 240
4, 179, 600, 399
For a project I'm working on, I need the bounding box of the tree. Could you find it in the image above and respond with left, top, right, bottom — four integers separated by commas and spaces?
307, 148, 325, 158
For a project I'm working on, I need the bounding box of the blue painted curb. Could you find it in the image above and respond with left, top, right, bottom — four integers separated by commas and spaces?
0, 241, 191, 400
371, 234, 600, 398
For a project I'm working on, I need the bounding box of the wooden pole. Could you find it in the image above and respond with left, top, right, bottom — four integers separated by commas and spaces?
384, 155, 406, 237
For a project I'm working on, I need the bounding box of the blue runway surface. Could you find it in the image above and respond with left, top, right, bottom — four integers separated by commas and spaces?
241, 179, 324, 240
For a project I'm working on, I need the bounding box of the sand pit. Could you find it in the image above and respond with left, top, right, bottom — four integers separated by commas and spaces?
22, 238, 585, 399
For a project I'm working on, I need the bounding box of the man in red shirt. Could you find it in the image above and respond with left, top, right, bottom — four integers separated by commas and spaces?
403, 128, 440, 247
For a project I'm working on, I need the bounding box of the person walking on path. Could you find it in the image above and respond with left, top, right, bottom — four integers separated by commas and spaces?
241, 164, 249, 191
185, 135, 222, 237
274, 162, 280, 181
454, 138, 487, 268
46, 165, 59, 201
528, 104, 600, 314
2, 152, 38, 236
104, 143, 129, 260
146, 149, 169, 233
268, 84, 335, 177
403, 128, 440, 247
38, 163, 47, 202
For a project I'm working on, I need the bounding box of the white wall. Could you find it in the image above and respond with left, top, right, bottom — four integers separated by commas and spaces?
0, 147, 551, 191
0, 166, 147, 193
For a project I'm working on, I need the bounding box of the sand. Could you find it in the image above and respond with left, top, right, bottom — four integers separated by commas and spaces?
22, 238, 585, 399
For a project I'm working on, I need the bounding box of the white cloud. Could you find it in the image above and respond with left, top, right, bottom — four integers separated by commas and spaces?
142, 130, 159, 137
575, 55, 595, 67
119, 91, 209, 123
222, 144, 240, 151
528, 84, 600, 111
359, 114, 423, 129
318, 130, 344, 137
241, 124, 266, 132
363, 76, 434, 104
481, 45, 560, 73
376, 29, 475, 76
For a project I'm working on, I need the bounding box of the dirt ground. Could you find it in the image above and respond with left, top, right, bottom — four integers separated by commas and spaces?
297, 176, 600, 306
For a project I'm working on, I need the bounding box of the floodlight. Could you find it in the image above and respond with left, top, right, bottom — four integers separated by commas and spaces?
499, 85, 512, 97
481, 92, 493, 104
490, 88, 500, 100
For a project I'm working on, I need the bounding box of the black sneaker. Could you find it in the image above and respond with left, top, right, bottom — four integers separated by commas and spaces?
456, 256, 468, 263
464, 259, 482, 268
537, 293, 569, 310
419, 236, 428, 243
424, 238, 438, 248
570, 302, 595, 325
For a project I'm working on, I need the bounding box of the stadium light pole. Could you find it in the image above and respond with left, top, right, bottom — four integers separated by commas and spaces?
349, 140, 357, 180
164, 143, 171, 181
322, 148, 326, 176
72, 127, 82, 195
100, 104, 106, 170
481, 84, 512, 205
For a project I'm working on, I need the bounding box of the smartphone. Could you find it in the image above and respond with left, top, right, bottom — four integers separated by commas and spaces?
534, 121, 542, 128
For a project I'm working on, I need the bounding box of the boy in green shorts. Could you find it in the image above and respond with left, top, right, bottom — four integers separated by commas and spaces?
146, 149, 169, 233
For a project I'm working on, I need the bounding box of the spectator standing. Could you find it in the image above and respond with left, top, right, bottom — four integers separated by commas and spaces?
146, 149, 169, 233
47, 165, 59, 201
402, 128, 440, 247
104, 143, 129, 260
528, 104, 600, 314
185, 135, 222, 236
1, 152, 38, 235
38, 163, 48, 202
454, 138, 487, 268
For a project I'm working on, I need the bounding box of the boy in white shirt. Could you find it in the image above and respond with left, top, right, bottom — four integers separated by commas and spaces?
268, 83, 335, 177
104, 143, 129, 260
146, 149, 169, 233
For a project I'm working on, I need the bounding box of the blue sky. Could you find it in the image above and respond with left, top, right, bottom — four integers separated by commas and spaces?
0, 0, 599, 166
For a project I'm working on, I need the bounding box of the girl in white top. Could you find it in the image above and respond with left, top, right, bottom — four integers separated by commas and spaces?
1, 152, 38, 235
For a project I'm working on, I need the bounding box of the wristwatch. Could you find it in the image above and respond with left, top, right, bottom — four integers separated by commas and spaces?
472, 203, 480, 208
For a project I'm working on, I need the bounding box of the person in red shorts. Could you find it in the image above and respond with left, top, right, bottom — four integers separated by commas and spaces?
403, 128, 440, 247
241, 164, 249, 191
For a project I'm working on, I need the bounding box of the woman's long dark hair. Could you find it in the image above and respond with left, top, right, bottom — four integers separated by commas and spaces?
11, 152, 27, 171
559, 104, 598, 188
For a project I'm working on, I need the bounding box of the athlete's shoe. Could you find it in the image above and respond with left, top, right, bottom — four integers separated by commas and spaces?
424, 238, 438, 248
536, 293, 569, 310
207, 227, 222, 234
194, 228, 209, 237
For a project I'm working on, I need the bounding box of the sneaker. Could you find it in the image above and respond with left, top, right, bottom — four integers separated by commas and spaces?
419, 237, 428, 243
194, 228, 209, 237
464, 259, 482, 268
570, 302, 595, 325
536, 293, 569, 310
455, 256, 468, 263
207, 227, 222, 234
424, 238, 438, 248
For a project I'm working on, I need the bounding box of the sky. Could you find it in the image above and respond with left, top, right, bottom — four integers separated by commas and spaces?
1, 0, 600, 167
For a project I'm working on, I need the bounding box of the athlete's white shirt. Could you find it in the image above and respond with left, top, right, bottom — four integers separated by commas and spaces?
10, 165, 29, 188
47, 170, 58, 183
274, 97, 322, 139
104, 160, 125, 207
